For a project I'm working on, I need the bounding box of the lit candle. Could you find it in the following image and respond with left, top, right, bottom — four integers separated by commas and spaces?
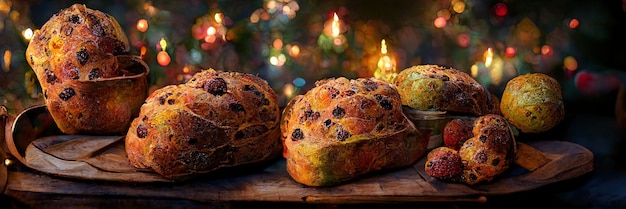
157, 38, 171, 66
331, 13, 340, 38
374, 39, 397, 82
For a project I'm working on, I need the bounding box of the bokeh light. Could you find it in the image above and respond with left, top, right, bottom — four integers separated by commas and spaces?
136, 19, 148, 32
494, 3, 508, 17
434, 16, 447, 28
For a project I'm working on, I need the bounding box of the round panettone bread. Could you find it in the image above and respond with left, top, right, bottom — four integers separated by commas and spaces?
392, 65, 500, 116
281, 77, 428, 186
424, 114, 517, 185
125, 69, 282, 179
500, 73, 565, 133
25, 4, 148, 135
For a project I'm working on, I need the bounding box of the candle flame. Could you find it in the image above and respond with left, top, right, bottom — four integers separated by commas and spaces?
381, 39, 388, 55
3, 50, 11, 72
159, 38, 167, 51
484, 48, 493, 67
331, 13, 340, 37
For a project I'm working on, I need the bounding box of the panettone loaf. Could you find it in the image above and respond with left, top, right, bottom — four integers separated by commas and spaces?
281, 77, 428, 186
392, 65, 499, 116
425, 114, 517, 185
125, 69, 282, 179
25, 4, 148, 135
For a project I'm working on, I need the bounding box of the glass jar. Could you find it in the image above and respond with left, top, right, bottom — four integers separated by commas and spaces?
402, 107, 448, 150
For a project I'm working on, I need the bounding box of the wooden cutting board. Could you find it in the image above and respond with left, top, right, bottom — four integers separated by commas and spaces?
6, 134, 593, 203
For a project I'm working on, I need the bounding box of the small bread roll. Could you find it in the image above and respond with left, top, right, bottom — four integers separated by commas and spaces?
500, 73, 565, 133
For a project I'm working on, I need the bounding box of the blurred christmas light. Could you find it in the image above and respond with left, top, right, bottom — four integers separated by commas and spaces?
3, 49, 10, 72
457, 33, 470, 47
505, 47, 517, 58
541, 45, 553, 56
569, 18, 579, 29
434, 16, 447, 28
452, 0, 466, 13
0, 0, 10, 14
437, 9, 451, 20
293, 77, 305, 87
564, 56, 578, 71
494, 3, 508, 17
289, 45, 300, 57
22, 28, 33, 41
283, 83, 295, 99
207, 26, 216, 36
273, 38, 283, 50
157, 51, 171, 66
136, 19, 148, 32
214, 13, 223, 24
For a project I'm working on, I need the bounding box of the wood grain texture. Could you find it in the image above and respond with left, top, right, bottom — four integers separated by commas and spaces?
3, 138, 592, 204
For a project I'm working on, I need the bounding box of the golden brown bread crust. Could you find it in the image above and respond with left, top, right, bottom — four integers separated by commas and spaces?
25, 4, 147, 135
459, 114, 516, 185
125, 69, 282, 180
425, 114, 516, 185
500, 73, 564, 133
281, 77, 428, 186
393, 65, 499, 116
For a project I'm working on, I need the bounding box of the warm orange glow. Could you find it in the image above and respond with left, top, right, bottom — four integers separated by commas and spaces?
3, 49, 11, 72
452, 0, 466, 13
541, 45, 553, 56
289, 45, 300, 57
140, 46, 147, 57
375, 39, 397, 80
380, 39, 388, 55
157, 51, 171, 66
183, 65, 191, 74
214, 13, 223, 24
331, 13, 340, 37
470, 64, 478, 78
273, 39, 283, 50
136, 19, 148, 32
563, 56, 578, 71
434, 16, 447, 28
484, 48, 493, 67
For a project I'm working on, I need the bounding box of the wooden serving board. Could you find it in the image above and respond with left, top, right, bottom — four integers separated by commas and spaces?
5, 134, 593, 204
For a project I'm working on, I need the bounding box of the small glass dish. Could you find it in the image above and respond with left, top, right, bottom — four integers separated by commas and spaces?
402, 106, 448, 150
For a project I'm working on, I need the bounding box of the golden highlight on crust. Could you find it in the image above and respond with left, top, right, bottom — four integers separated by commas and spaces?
281, 77, 428, 186
125, 69, 282, 180
500, 73, 565, 133
25, 4, 147, 135
392, 65, 499, 116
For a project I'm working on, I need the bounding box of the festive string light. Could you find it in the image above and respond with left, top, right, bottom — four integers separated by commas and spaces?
569, 18, 579, 29
157, 51, 171, 66
22, 28, 33, 41
434, 16, 446, 28
136, 19, 148, 32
